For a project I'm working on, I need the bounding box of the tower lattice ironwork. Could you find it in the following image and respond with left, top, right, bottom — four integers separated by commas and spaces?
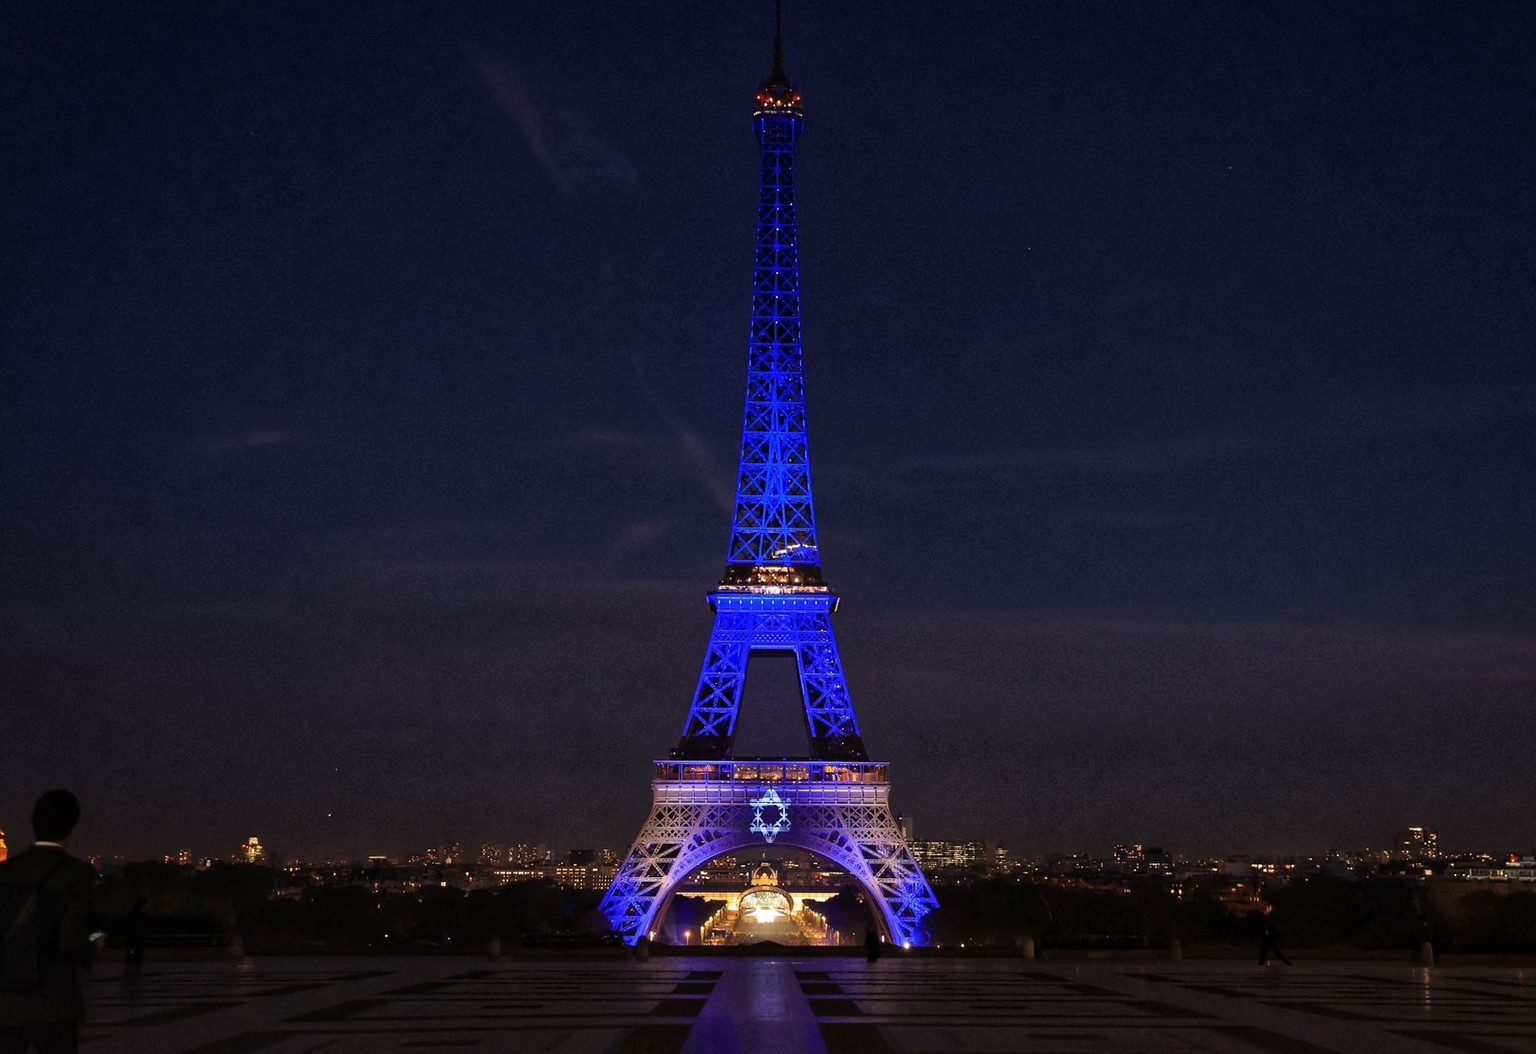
600, 21, 938, 948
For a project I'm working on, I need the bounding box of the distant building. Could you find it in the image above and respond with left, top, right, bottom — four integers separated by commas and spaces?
240, 837, 267, 864
908, 840, 985, 870
0, 828, 7, 863
1393, 827, 1439, 862
1450, 856, 1536, 882
489, 865, 551, 885
1112, 844, 1146, 870
1221, 855, 1252, 877
420, 841, 466, 865
1047, 853, 1088, 874
510, 843, 551, 866
1216, 883, 1264, 917
554, 862, 618, 890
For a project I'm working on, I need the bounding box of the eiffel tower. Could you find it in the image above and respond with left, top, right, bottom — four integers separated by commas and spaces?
599, 16, 939, 948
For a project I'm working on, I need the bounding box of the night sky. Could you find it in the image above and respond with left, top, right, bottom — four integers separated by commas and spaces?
3, 2, 1532, 863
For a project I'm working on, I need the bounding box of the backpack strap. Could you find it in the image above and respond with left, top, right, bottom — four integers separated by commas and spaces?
10, 856, 73, 926
37, 856, 71, 887
17, 856, 70, 910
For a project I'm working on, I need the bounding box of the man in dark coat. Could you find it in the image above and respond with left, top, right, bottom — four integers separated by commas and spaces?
1258, 902, 1291, 967
864, 926, 881, 963
0, 790, 98, 1054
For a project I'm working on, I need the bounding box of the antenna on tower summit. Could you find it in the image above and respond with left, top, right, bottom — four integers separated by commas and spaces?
772, 0, 786, 82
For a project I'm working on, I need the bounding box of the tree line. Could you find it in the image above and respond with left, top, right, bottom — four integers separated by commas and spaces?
90, 864, 1536, 954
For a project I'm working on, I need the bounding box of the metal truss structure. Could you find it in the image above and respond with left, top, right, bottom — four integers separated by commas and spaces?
726, 66, 815, 574
679, 594, 865, 761
601, 27, 938, 949
603, 763, 936, 948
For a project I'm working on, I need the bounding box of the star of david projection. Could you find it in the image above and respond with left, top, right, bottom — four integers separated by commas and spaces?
749, 788, 792, 844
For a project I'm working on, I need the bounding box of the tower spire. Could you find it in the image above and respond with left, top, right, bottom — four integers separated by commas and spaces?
735, 1, 809, 592
756, 0, 800, 110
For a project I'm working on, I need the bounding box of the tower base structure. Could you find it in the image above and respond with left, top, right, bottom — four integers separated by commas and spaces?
600, 760, 938, 947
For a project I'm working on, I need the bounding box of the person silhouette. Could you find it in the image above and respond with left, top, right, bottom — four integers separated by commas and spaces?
123, 898, 148, 972
0, 789, 100, 1054
1258, 903, 1291, 966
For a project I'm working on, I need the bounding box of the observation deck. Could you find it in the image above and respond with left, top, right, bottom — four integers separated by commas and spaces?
717, 562, 829, 593
652, 759, 888, 784
649, 758, 894, 817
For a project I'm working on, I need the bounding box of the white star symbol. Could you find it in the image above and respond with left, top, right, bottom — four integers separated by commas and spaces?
749, 788, 792, 844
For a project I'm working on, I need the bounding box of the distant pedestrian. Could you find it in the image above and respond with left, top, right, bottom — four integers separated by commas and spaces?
1258, 903, 1291, 966
864, 927, 881, 963
0, 789, 100, 1054
124, 899, 148, 972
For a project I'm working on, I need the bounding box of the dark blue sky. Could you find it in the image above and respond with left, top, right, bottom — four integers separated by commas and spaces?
2, 1, 1532, 862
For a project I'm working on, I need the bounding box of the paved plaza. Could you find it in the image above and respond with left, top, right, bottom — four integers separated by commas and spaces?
72, 954, 1536, 1053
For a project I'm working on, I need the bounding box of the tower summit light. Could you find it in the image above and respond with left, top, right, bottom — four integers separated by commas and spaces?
600, 12, 938, 947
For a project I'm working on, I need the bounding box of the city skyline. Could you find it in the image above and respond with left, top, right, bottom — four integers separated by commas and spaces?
3, 2, 1533, 862
3, 817, 1515, 875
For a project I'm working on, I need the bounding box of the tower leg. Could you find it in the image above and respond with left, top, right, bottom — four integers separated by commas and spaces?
675, 596, 868, 760
600, 782, 938, 947
676, 613, 751, 757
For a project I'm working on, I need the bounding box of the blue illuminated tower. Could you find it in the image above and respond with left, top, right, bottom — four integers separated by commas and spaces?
601, 19, 938, 947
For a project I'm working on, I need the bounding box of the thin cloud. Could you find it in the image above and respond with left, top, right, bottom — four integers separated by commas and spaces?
195, 428, 300, 460
631, 352, 735, 517
469, 50, 639, 200
613, 518, 667, 555
903, 382, 1535, 479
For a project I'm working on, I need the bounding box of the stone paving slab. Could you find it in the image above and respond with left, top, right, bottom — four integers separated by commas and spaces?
71, 955, 1536, 1053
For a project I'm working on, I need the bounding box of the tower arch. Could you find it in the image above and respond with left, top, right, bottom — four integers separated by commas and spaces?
604, 761, 936, 948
